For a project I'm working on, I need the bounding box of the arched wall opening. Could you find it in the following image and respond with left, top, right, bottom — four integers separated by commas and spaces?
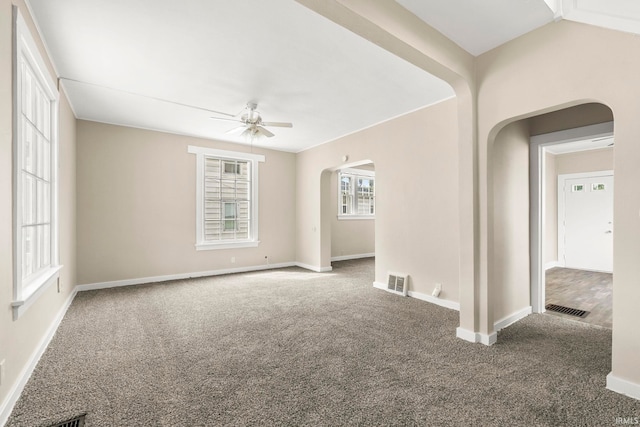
320, 160, 376, 272
486, 102, 614, 339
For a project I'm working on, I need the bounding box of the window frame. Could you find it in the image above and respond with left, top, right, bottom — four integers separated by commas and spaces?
337, 168, 375, 220
12, 8, 61, 320
188, 146, 265, 250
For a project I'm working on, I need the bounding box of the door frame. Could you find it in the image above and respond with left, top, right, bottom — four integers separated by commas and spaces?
529, 121, 613, 313
557, 170, 613, 271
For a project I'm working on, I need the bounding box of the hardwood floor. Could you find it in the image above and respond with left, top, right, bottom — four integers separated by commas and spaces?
545, 267, 612, 329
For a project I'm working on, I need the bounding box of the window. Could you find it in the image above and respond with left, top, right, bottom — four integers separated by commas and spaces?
338, 169, 375, 219
188, 146, 264, 250
12, 9, 60, 320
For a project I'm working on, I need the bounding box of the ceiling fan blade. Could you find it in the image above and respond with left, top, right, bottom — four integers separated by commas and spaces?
226, 125, 247, 135
262, 121, 293, 128
256, 126, 275, 138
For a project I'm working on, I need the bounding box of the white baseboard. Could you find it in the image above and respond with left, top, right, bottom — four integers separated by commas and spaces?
372, 282, 460, 311
456, 327, 478, 343
494, 306, 532, 331
607, 373, 640, 401
456, 327, 497, 346
545, 261, 562, 270
0, 288, 78, 427
479, 332, 497, 346
407, 290, 460, 311
330, 253, 375, 262
295, 262, 333, 273
77, 262, 299, 291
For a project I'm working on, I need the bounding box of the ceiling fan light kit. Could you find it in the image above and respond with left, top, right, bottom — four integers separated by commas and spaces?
210, 102, 292, 140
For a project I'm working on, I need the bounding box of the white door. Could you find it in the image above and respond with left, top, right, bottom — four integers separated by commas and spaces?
561, 174, 613, 272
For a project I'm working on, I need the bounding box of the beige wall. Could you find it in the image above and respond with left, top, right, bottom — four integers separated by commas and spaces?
0, 0, 77, 416
530, 103, 613, 136
329, 169, 375, 259
491, 121, 530, 323
76, 121, 296, 285
477, 20, 640, 385
297, 98, 460, 302
544, 151, 558, 264
556, 147, 614, 175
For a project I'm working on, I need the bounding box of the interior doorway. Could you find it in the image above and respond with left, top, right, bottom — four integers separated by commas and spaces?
320, 161, 376, 272
531, 120, 614, 328
559, 171, 613, 273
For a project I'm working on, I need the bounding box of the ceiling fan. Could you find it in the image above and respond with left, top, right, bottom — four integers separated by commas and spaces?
210, 102, 293, 138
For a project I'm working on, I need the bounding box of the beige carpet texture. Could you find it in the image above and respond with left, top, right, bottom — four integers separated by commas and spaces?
6, 259, 640, 426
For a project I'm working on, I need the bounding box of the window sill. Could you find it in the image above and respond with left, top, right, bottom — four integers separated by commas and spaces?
12, 265, 63, 321
196, 241, 260, 251
337, 215, 375, 220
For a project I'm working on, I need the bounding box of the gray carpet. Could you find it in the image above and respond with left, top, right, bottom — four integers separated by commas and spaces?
6, 258, 640, 426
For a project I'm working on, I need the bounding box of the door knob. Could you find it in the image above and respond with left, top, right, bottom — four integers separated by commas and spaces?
605, 230, 612, 234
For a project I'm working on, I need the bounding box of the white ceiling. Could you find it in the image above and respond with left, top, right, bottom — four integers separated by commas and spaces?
26, 0, 640, 153
27, 0, 454, 153
396, 0, 556, 56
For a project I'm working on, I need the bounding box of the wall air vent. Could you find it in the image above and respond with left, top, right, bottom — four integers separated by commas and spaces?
387, 272, 409, 296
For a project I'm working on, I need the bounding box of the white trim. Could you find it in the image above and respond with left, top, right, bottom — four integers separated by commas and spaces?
22, 0, 60, 77
456, 327, 479, 343
455, 327, 497, 345
330, 253, 375, 262
407, 289, 460, 311
479, 332, 497, 346
195, 241, 260, 251
337, 215, 375, 221
494, 306, 532, 331
11, 266, 62, 320
545, 261, 561, 270
337, 169, 375, 218
606, 373, 640, 401
76, 262, 298, 291
372, 282, 460, 310
530, 122, 614, 314
0, 287, 77, 427
12, 7, 61, 319
187, 145, 265, 163
294, 262, 333, 273
557, 170, 613, 271
188, 145, 265, 250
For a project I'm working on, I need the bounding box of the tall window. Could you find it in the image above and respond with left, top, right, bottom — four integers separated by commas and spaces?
12, 9, 60, 320
338, 169, 375, 218
188, 146, 264, 250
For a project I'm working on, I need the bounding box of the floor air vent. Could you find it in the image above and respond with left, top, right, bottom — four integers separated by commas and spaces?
387, 273, 408, 296
545, 304, 589, 318
48, 414, 86, 427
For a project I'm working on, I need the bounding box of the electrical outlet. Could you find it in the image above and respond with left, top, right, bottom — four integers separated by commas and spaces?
432, 283, 442, 298
0, 359, 5, 386
57, 278, 61, 293
231, 257, 236, 263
